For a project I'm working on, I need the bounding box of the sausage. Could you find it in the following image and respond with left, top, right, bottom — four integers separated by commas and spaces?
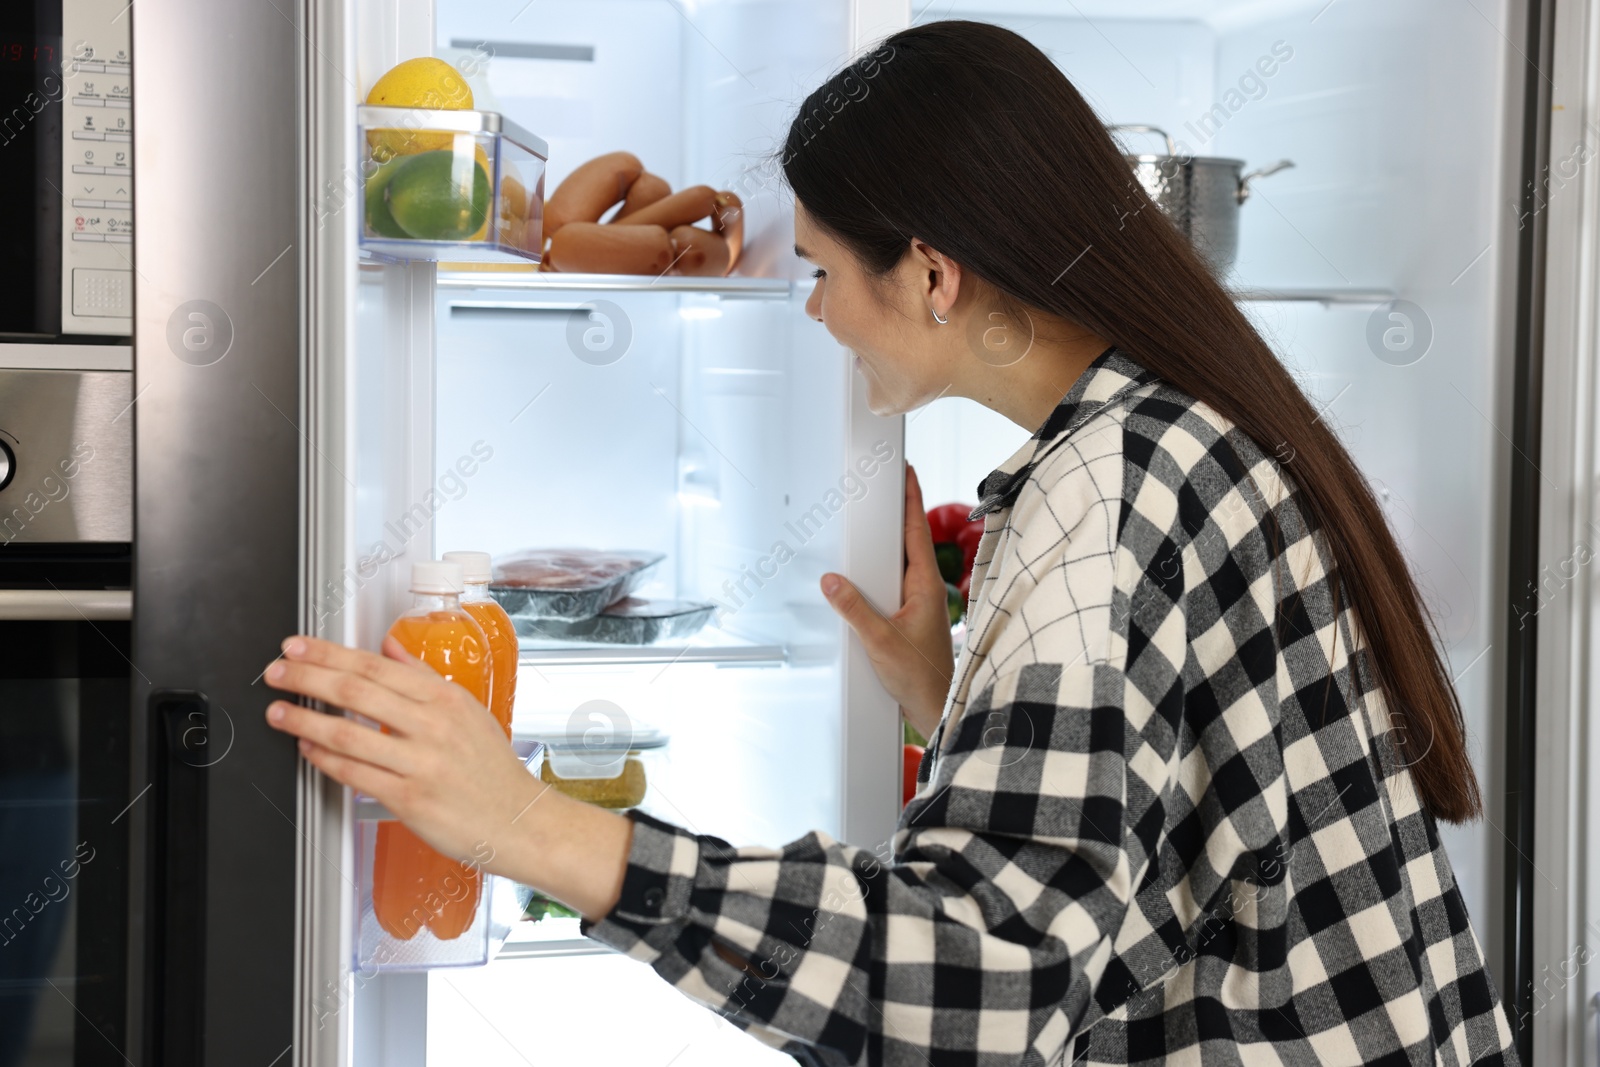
711, 190, 744, 270
668, 225, 731, 277
618, 171, 671, 219
613, 184, 717, 230
542, 151, 644, 244
546, 222, 674, 274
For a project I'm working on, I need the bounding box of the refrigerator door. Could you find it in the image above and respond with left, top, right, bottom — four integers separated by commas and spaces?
1525, 0, 1595, 1063
131, 0, 303, 1064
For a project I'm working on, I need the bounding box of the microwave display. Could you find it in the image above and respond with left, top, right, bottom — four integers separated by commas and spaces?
0, 0, 130, 341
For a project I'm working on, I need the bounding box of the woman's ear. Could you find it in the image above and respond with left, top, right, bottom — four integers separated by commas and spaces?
908, 236, 962, 315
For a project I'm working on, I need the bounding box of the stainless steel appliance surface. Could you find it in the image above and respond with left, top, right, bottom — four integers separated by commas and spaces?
0, 350, 132, 1067
1109, 124, 1293, 275
0, 364, 131, 547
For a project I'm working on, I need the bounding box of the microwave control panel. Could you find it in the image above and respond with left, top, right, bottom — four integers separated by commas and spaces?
60, 0, 132, 336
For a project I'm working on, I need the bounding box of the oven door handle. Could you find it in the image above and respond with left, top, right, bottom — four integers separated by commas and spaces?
0, 588, 132, 620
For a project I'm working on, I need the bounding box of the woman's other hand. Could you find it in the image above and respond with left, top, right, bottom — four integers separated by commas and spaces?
821, 464, 956, 741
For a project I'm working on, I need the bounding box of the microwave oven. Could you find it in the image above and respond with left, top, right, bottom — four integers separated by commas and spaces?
0, 0, 132, 341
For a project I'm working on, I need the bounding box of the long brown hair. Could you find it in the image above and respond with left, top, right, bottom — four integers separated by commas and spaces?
782, 20, 1480, 822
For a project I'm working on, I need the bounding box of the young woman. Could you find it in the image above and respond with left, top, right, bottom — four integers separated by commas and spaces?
265, 20, 1517, 1067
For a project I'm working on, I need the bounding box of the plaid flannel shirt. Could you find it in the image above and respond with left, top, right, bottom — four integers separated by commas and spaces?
581, 348, 1518, 1067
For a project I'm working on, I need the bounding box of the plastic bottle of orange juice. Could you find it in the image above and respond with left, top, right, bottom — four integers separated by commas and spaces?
372, 560, 490, 941
443, 550, 518, 737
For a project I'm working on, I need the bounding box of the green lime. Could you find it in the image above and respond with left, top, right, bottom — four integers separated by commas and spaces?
364, 157, 410, 239
934, 542, 964, 585
946, 581, 963, 625
385, 150, 490, 241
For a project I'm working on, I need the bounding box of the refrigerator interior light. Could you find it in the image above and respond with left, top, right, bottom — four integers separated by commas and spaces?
678, 306, 723, 321
677, 488, 722, 508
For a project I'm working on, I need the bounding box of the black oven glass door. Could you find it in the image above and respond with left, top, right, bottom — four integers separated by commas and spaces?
0, 0, 64, 339
0, 619, 129, 1067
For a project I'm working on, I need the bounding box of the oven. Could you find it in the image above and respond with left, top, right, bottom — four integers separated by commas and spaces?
0, 355, 132, 1067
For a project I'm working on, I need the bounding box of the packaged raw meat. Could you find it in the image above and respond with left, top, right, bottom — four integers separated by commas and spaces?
513, 597, 714, 645
489, 549, 664, 621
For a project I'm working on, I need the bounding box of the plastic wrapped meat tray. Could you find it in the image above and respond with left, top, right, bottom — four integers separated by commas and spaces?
489, 549, 664, 621
513, 597, 715, 645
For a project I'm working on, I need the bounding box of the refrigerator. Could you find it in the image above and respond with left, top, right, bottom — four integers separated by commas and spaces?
115, 0, 1559, 1065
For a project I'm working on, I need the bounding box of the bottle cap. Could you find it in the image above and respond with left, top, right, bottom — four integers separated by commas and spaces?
441, 550, 492, 584
410, 561, 466, 595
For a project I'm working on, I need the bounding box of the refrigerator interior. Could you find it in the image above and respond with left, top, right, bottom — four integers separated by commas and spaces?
340, 0, 884, 1063
905, 0, 1518, 976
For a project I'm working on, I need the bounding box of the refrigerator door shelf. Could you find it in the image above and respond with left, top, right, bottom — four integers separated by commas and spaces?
354, 739, 544, 821
349, 740, 540, 972
353, 815, 500, 972
357, 106, 548, 265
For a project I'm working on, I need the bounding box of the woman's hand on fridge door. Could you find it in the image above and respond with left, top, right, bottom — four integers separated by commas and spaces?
261, 635, 633, 922
820, 464, 954, 742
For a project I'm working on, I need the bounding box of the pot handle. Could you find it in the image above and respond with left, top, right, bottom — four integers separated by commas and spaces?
1107, 124, 1178, 157
1238, 159, 1295, 203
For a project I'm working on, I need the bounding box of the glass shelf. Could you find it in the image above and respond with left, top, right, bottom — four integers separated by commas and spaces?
437, 269, 793, 297
1230, 287, 1397, 305
518, 625, 786, 667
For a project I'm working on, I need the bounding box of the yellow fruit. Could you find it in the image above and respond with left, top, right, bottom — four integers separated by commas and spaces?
367, 56, 473, 108
500, 174, 528, 219
365, 57, 474, 159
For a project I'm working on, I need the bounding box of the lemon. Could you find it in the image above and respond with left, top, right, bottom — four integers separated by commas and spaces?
386, 150, 491, 241
500, 174, 527, 220
365, 57, 474, 159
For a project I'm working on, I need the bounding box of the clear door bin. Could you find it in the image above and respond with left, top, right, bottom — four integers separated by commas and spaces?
352, 740, 543, 972
357, 105, 547, 264
354, 816, 496, 971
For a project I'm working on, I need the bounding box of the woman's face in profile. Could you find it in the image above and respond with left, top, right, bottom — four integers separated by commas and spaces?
795, 201, 955, 417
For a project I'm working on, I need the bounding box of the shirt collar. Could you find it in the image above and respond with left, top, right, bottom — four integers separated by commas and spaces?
970, 346, 1157, 518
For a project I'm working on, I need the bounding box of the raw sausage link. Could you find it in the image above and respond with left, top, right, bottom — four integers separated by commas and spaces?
614, 184, 718, 230
669, 225, 731, 277
618, 172, 671, 219
711, 190, 744, 271
543, 151, 644, 244
547, 222, 673, 275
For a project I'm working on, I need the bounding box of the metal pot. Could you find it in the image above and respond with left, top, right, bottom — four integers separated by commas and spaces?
1107, 125, 1293, 275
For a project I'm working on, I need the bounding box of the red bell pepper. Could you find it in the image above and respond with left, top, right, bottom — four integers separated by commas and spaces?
903, 743, 925, 806
926, 503, 974, 544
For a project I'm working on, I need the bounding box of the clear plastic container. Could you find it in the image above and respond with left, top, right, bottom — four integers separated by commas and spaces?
510, 714, 669, 935
357, 105, 547, 263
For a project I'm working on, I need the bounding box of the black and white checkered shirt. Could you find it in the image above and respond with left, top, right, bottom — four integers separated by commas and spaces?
582, 348, 1518, 1067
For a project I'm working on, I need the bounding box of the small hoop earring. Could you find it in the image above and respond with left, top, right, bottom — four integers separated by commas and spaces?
931, 307, 948, 324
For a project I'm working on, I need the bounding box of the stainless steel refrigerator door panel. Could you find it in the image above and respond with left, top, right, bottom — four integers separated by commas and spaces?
131, 0, 304, 1062
0, 369, 131, 543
